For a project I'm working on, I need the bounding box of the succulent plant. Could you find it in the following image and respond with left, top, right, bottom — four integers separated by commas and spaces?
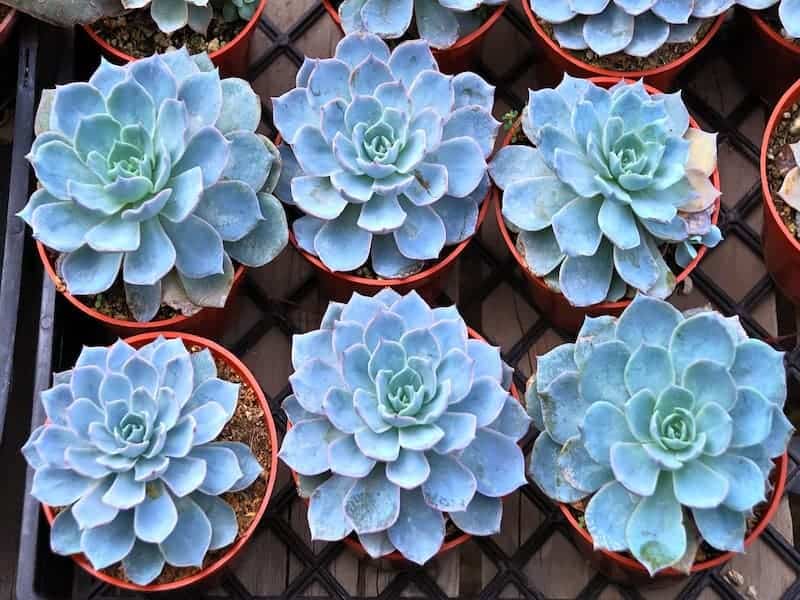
19, 49, 288, 322
529, 0, 730, 57
121, 0, 214, 34
22, 337, 263, 585
273, 32, 498, 278
278, 289, 530, 564
489, 76, 722, 308
212, 0, 258, 22
739, 1, 800, 38
337, 0, 506, 49
528, 295, 793, 575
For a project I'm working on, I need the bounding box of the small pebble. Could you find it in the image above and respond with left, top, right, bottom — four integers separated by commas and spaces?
746, 585, 758, 599
724, 568, 745, 587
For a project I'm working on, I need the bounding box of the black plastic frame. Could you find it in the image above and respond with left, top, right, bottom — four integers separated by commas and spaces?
11, 3, 800, 599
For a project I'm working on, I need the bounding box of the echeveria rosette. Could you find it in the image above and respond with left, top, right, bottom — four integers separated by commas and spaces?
22, 337, 263, 585
527, 295, 793, 576
121, 0, 213, 34
278, 290, 530, 564
489, 76, 722, 308
530, 0, 730, 57
273, 33, 498, 278
337, 0, 506, 49
19, 50, 288, 322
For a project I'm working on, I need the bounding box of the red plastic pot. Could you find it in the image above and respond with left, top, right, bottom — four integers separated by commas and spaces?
288, 327, 520, 566
82, 0, 267, 77
560, 453, 788, 586
0, 7, 18, 48
761, 78, 800, 305
495, 77, 721, 334
37, 241, 246, 339
738, 9, 800, 105
321, 0, 506, 74
41, 331, 279, 593
522, 2, 724, 91
289, 190, 491, 303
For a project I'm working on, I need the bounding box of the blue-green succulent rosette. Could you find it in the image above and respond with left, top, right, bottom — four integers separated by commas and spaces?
19, 49, 288, 323
740, 1, 800, 38
528, 0, 730, 58
335, 0, 506, 49
527, 295, 793, 576
278, 290, 530, 564
272, 32, 499, 279
22, 336, 265, 586
490, 76, 722, 308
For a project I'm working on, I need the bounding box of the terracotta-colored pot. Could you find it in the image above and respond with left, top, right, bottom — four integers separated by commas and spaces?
289, 190, 491, 303
560, 453, 788, 586
82, 0, 267, 77
495, 77, 721, 333
0, 7, 18, 48
522, 2, 724, 91
320, 0, 506, 74
761, 78, 800, 305
37, 241, 246, 339
737, 9, 800, 105
42, 331, 279, 593
288, 327, 520, 566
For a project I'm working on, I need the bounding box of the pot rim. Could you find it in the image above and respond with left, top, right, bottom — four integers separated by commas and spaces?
288, 326, 519, 562
523, 1, 725, 80
495, 76, 722, 313
760, 78, 800, 255
81, 0, 268, 64
749, 9, 800, 57
41, 331, 279, 592
36, 241, 246, 330
320, 0, 506, 54
559, 452, 789, 576
288, 187, 492, 289
0, 7, 17, 34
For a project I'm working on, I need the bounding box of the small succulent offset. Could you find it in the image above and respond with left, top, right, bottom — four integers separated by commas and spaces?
214, 0, 258, 22
121, 0, 214, 34
22, 337, 263, 585
778, 142, 800, 219
273, 32, 498, 278
528, 295, 793, 575
489, 76, 721, 307
529, 0, 731, 57
19, 49, 288, 322
739, 1, 800, 38
337, 0, 506, 49
278, 290, 530, 564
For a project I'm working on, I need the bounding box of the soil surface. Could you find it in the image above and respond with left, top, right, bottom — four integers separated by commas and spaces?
92, 8, 245, 58
765, 101, 800, 239
537, 17, 715, 73
85, 279, 179, 322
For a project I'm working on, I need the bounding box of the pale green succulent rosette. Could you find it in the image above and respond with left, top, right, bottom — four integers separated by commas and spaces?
527, 295, 793, 576
19, 49, 288, 322
490, 76, 722, 308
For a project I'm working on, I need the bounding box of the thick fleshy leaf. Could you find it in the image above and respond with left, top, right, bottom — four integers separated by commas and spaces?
81, 511, 136, 570
529, 433, 588, 503
421, 453, 477, 512
279, 419, 332, 475
134, 480, 178, 543
343, 469, 401, 534
458, 428, 526, 497
386, 448, 430, 489
308, 474, 357, 541
669, 313, 736, 376
387, 488, 445, 565
449, 493, 502, 536
585, 481, 638, 551
160, 496, 212, 567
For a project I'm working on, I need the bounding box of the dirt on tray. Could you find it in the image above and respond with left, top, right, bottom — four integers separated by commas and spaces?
537, 17, 715, 73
